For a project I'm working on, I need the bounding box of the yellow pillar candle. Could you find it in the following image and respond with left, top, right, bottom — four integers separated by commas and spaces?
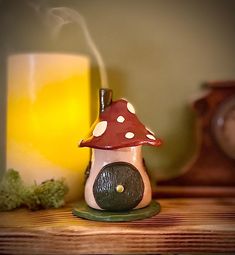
7, 53, 90, 201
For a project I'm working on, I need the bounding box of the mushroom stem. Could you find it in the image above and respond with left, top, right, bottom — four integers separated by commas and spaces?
99, 89, 113, 113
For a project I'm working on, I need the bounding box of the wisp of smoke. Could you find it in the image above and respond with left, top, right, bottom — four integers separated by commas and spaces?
46, 6, 108, 88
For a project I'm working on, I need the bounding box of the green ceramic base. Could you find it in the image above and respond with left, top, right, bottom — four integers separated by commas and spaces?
72, 200, 160, 222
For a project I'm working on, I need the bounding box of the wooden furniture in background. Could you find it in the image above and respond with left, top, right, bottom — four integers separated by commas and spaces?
0, 198, 235, 254
158, 81, 235, 197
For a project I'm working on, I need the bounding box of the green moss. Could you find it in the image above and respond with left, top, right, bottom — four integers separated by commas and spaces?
22, 185, 41, 211
24, 179, 69, 210
0, 169, 69, 211
0, 169, 24, 211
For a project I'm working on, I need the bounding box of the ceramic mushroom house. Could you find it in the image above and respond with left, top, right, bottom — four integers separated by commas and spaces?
79, 89, 162, 211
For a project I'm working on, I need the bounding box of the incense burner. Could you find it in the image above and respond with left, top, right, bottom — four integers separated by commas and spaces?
79, 89, 162, 212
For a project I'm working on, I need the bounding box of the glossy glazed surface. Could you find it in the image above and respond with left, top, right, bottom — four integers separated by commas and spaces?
80, 99, 162, 149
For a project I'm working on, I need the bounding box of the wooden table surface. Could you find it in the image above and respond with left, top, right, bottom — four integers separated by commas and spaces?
0, 198, 235, 254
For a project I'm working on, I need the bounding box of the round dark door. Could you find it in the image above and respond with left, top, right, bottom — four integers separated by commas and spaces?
93, 162, 144, 211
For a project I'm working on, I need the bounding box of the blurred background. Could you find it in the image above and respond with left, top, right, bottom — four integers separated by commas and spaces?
0, 0, 235, 184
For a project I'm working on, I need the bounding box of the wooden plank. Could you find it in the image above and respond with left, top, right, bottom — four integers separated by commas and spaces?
0, 198, 235, 254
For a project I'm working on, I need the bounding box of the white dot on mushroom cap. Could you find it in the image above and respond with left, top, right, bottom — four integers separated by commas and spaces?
146, 127, 155, 135
93, 121, 107, 137
117, 115, 125, 123
127, 102, 135, 114
125, 132, 135, 139
146, 134, 156, 140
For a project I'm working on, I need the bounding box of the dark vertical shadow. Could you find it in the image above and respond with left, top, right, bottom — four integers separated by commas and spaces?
0, 2, 7, 175
0, 52, 7, 175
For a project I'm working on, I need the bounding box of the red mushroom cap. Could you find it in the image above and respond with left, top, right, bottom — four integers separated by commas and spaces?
79, 99, 162, 150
